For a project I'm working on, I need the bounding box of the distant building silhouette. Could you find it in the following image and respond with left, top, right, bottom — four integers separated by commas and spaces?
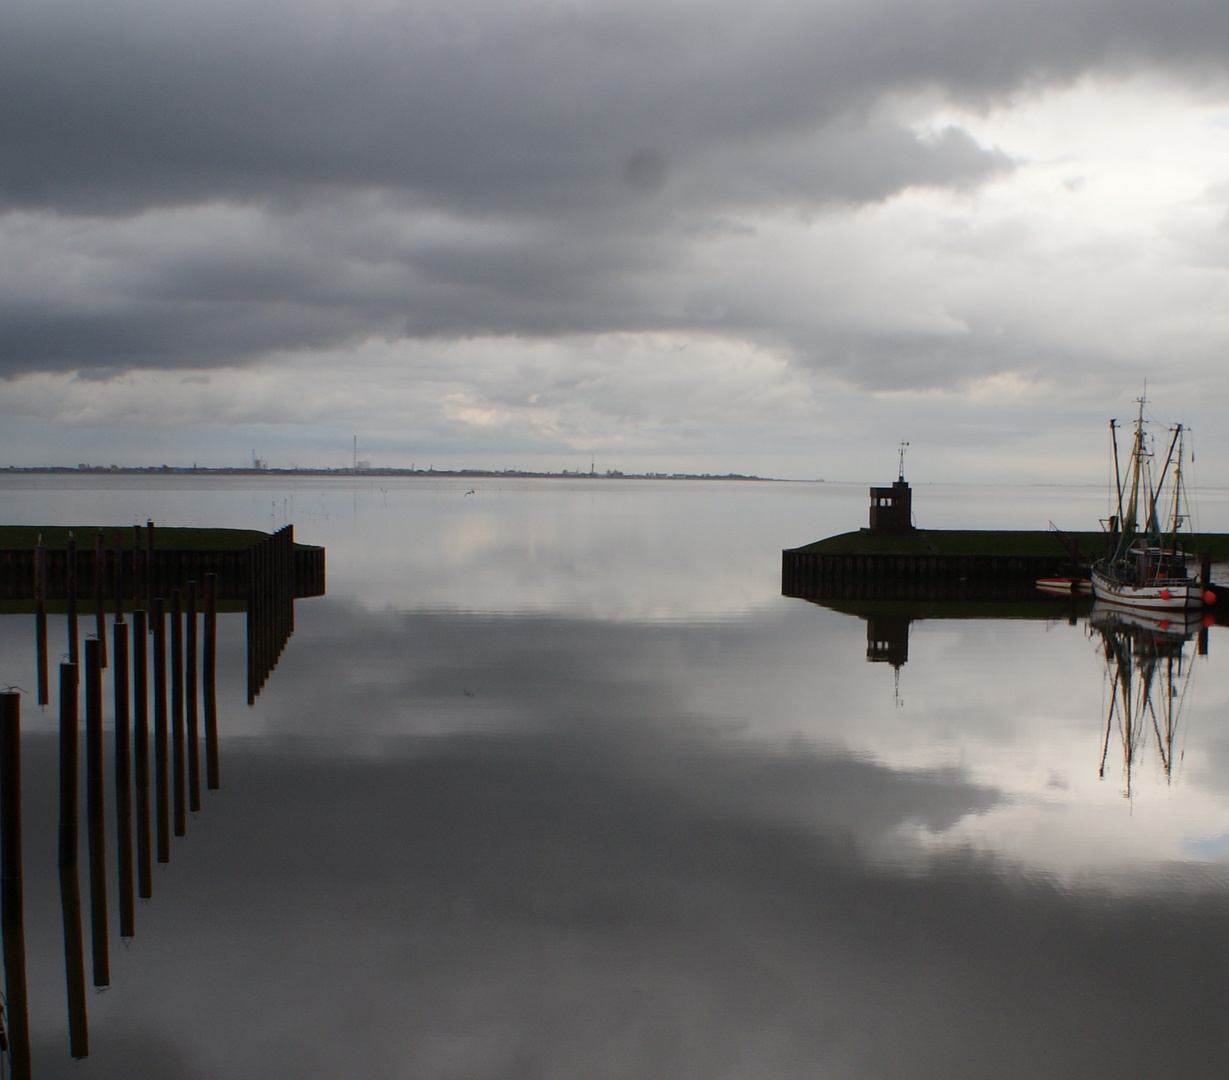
866, 480, 914, 535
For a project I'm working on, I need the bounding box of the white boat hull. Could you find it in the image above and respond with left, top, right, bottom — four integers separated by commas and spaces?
1090, 567, 1202, 610
1090, 600, 1204, 637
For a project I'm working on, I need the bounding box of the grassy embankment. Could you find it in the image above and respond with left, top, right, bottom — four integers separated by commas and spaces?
0, 525, 268, 551
794, 529, 1229, 559
0, 525, 309, 613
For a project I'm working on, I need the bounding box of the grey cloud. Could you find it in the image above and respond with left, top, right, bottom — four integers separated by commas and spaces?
1, 0, 1225, 215
1, 0, 1227, 382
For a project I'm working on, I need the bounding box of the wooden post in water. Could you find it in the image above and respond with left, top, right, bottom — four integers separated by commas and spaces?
171, 589, 186, 837
152, 597, 170, 864
114, 528, 125, 621
146, 521, 156, 612
58, 663, 79, 865
94, 531, 107, 668
84, 638, 110, 987
113, 619, 134, 938
133, 524, 143, 612
287, 524, 295, 636
204, 574, 220, 790
58, 662, 89, 1058
67, 532, 79, 665
246, 541, 256, 705
35, 538, 48, 706
186, 581, 201, 813
132, 609, 153, 898
0, 691, 32, 1080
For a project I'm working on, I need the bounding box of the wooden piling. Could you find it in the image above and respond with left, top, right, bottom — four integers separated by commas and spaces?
146, 521, 155, 610
132, 610, 152, 898
133, 524, 143, 611
84, 639, 109, 987
35, 540, 48, 706
67, 533, 79, 665
94, 532, 108, 668
171, 589, 186, 837
113, 620, 134, 938
152, 597, 170, 864
0, 691, 31, 1080
114, 528, 124, 621
58, 663, 79, 866
58, 662, 88, 1058
204, 574, 219, 790
186, 581, 201, 813
246, 541, 256, 705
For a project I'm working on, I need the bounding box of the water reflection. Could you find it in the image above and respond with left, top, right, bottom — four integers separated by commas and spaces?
1, 480, 1229, 1077
1091, 604, 1202, 798
805, 593, 1222, 807
0, 545, 316, 1074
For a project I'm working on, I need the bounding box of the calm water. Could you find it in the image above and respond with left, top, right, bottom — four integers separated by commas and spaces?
2, 475, 1229, 1079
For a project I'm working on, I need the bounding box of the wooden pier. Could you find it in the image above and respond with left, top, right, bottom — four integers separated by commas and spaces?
782, 549, 1077, 602
782, 476, 1229, 604
0, 526, 324, 604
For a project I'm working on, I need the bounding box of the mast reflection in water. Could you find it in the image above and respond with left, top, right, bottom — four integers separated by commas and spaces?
807, 590, 1220, 799
1091, 603, 1204, 798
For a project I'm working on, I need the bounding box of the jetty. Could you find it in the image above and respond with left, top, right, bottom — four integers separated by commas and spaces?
782, 477, 1229, 604
0, 524, 325, 704
0, 525, 324, 604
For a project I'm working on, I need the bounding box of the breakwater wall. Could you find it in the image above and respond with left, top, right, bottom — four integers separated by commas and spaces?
782, 549, 1075, 602
0, 534, 324, 602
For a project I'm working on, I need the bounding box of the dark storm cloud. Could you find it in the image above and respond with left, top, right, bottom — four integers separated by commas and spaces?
1, 0, 1228, 379
2, 0, 1225, 215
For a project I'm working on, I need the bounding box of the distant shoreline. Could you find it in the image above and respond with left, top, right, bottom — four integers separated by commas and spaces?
1, 466, 811, 482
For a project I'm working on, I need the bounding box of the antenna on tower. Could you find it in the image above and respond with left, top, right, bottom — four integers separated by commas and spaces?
897, 441, 909, 482
353, 436, 357, 472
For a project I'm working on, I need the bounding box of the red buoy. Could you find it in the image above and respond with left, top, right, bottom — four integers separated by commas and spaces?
1205, 590, 1218, 606
1160, 588, 1171, 600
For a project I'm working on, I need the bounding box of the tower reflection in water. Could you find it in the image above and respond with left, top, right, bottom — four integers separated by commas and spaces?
0, 548, 315, 1078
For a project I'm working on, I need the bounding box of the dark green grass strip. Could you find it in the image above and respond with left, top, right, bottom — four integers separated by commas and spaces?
793, 529, 1229, 559
0, 526, 322, 552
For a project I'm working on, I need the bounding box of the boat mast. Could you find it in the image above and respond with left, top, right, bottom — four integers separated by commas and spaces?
1119, 397, 1146, 557
1110, 419, 1125, 534
1169, 426, 1185, 542
1149, 423, 1182, 543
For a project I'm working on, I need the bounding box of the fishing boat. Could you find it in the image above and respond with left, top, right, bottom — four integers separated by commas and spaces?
1091, 398, 1204, 611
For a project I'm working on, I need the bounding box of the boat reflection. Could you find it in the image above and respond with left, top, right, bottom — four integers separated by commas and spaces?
1089, 602, 1204, 799
798, 593, 1220, 800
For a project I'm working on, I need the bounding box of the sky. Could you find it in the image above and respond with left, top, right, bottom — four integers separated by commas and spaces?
2, 0, 1229, 482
